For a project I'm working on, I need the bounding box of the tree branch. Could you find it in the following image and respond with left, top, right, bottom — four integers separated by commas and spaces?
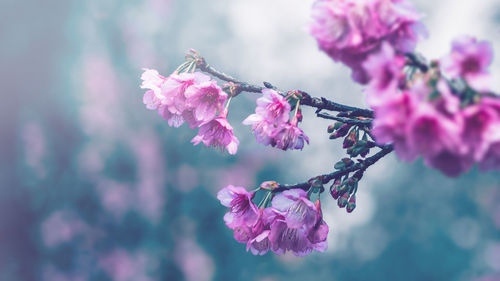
273, 145, 393, 193
196, 57, 374, 118
316, 111, 372, 126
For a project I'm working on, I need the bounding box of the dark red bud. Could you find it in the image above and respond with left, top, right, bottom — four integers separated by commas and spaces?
329, 179, 342, 199
346, 195, 356, 213
337, 192, 349, 208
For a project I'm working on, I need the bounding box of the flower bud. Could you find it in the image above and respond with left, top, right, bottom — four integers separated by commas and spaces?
337, 192, 349, 208
329, 178, 342, 199
338, 182, 348, 194
343, 130, 357, 149
346, 195, 356, 213
334, 124, 352, 138
334, 158, 354, 170
260, 181, 279, 191
308, 177, 324, 193
327, 124, 335, 133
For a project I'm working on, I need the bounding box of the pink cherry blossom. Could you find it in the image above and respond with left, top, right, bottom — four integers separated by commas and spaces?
143, 90, 162, 110
307, 201, 329, 250
479, 142, 500, 172
217, 185, 259, 229
425, 150, 474, 177
158, 105, 185, 128
246, 230, 271, 256
461, 102, 499, 160
245, 208, 275, 255
267, 190, 328, 256
363, 43, 406, 107
242, 114, 275, 146
191, 111, 239, 155
271, 189, 318, 229
255, 89, 291, 123
441, 36, 493, 92
268, 212, 315, 256
140, 69, 166, 110
185, 80, 227, 123
310, 0, 424, 84
140, 69, 214, 128
243, 89, 291, 146
406, 103, 463, 158
267, 210, 327, 256
270, 118, 310, 151
161, 72, 211, 115
243, 90, 308, 150
371, 90, 418, 161
140, 69, 165, 97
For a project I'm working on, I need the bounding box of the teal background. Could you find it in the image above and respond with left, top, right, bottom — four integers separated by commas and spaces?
1, 0, 500, 280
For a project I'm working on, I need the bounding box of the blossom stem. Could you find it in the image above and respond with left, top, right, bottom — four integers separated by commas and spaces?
224, 96, 233, 112
316, 111, 372, 126
187, 60, 197, 73
293, 99, 301, 121
174, 61, 191, 74
257, 191, 272, 208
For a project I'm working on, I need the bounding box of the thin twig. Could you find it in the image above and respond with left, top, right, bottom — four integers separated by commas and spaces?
197, 57, 374, 117
273, 145, 393, 193
316, 111, 372, 126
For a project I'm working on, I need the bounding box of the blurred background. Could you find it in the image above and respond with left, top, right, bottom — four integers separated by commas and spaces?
1, 0, 500, 280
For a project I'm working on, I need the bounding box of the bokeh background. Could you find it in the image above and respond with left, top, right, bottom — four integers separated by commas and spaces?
2, 0, 500, 280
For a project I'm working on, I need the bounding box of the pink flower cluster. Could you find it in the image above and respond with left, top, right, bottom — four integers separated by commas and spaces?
309, 0, 425, 84
140, 69, 239, 154
365, 39, 500, 177
243, 89, 309, 150
218, 185, 328, 256
442, 36, 493, 92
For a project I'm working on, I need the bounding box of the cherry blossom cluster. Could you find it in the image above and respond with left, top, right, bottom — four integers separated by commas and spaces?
310, 0, 426, 84
140, 68, 239, 154
243, 89, 309, 150
217, 184, 328, 256
364, 38, 500, 176
140, 0, 500, 258
140, 55, 309, 154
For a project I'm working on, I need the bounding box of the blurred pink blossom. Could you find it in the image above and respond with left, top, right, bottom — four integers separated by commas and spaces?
22, 121, 47, 179
41, 211, 87, 248
99, 249, 154, 281
191, 110, 239, 155
174, 238, 215, 281
310, 0, 425, 83
441, 36, 493, 92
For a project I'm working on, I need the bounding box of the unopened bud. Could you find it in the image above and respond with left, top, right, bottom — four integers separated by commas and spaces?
346, 195, 356, 213
327, 124, 335, 133
343, 130, 357, 149
308, 177, 323, 192
314, 200, 323, 217
334, 124, 352, 138
296, 109, 303, 122
334, 158, 354, 170
337, 192, 349, 208
329, 178, 342, 199
260, 181, 279, 191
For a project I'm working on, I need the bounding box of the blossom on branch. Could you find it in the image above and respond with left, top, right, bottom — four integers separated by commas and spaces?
310, 0, 425, 84
243, 89, 309, 150
364, 40, 500, 177
217, 185, 328, 256
191, 110, 239, 155
441, 36, 493, 92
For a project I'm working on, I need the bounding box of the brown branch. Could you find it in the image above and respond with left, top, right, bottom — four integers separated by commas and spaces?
196, 57, 374, 118
273, 145, 393, 193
